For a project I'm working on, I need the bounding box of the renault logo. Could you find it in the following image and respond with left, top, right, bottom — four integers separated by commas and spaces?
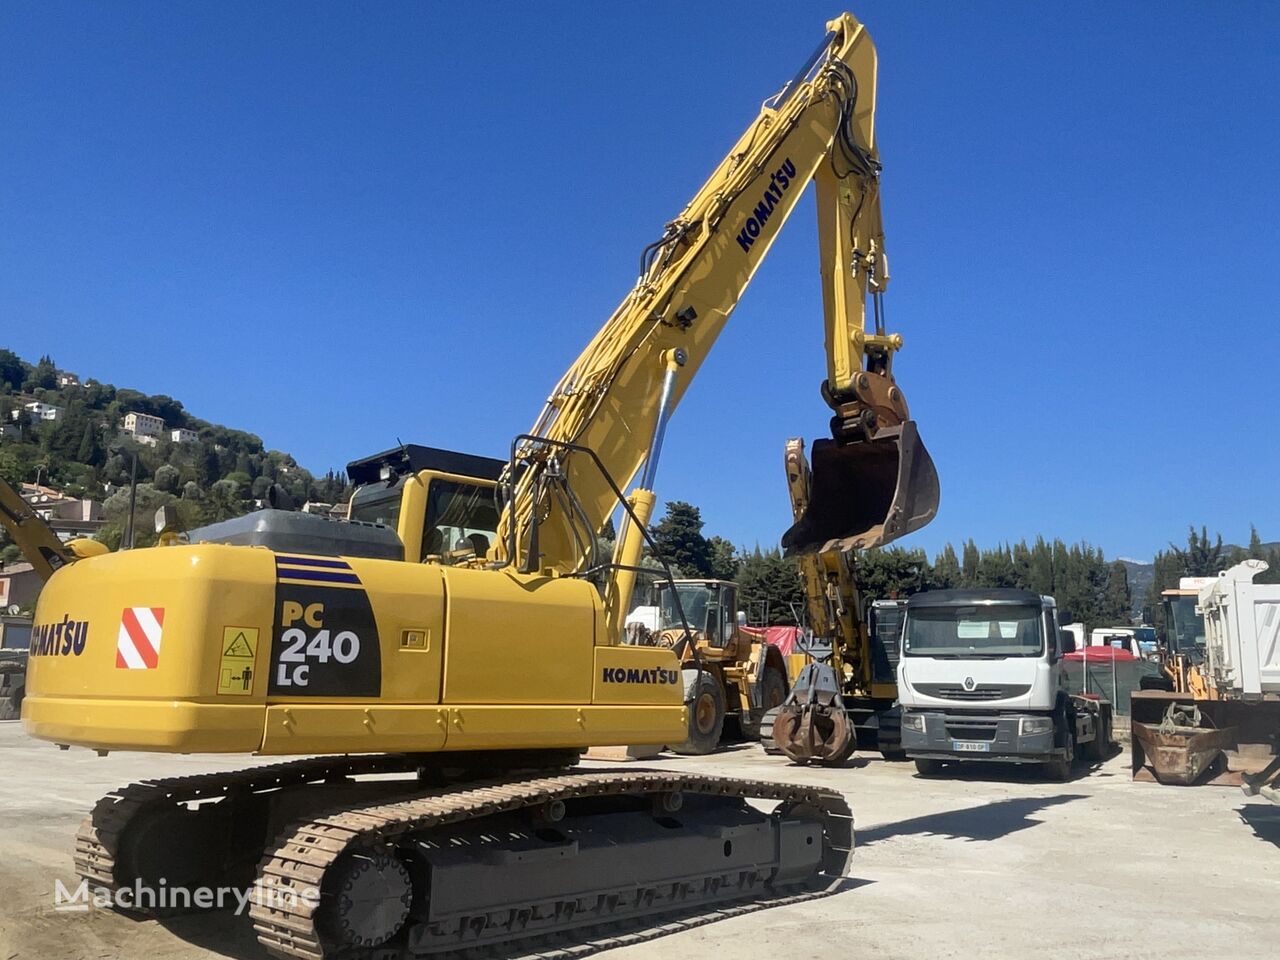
962, 676, 977, 691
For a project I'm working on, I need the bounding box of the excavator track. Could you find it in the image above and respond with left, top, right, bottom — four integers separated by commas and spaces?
75, 754, 437, 906
74, 757, 851, 959
251, 770, 852, 960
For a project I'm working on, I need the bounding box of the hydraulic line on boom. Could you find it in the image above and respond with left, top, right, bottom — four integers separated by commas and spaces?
494, 15, 937, 641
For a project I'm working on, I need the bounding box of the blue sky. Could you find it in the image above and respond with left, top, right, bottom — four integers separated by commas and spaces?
2, 2, 1277, 560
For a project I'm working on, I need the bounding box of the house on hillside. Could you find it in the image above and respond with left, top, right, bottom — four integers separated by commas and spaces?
15, 401, 62, 423
19, 485, 106, 541
0, 562, 40, 611
170, 427, 198, 443
122, 411, 165, 439
57, 372, 80, 388
302, 501, 348, 520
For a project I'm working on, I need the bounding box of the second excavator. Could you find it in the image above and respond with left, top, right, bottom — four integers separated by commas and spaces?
1, 12, 937, 959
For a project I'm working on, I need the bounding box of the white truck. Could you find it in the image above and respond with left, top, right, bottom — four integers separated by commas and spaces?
897, 588, 1111, 779
1199, 560, 1280, 701
1196, 560, 1280, 802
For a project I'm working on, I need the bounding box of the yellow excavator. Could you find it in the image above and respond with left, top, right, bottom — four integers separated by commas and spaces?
0, 13, 937, 958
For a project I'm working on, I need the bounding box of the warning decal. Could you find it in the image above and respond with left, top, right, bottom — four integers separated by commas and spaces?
116, 606, 164, 670
218, 626, 259, 696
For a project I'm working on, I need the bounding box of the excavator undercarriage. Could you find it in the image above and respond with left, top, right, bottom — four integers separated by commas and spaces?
77, 753, 851, 959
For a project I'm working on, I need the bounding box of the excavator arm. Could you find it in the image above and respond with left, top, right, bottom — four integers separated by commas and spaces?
495, 13, 937, 638
0, 479, 75, 582
784, 437, 868, 686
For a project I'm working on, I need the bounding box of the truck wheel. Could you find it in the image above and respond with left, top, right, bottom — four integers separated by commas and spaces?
671, 672, 726, 755
914, 758, 944, 777
1045, 732, 1075, 781
739, 667, 787, 741
1086, 712, 1110, 762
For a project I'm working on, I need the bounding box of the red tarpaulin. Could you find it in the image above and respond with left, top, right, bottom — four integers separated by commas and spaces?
741, 626, 801, 656
1063, 646, 1137, 662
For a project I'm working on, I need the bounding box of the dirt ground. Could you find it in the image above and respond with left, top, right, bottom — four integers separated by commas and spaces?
1, 720, 1276, 960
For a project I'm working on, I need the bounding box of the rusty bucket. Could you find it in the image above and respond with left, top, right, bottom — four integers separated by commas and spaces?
781, 420, 939, 556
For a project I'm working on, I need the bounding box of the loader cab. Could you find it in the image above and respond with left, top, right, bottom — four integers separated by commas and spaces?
1159, 587, 1207, 662
347, 444, 505, 565
655, 579, 741, 655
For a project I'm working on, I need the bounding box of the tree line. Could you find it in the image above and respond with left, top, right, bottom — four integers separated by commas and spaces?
643, 501, 1273, 632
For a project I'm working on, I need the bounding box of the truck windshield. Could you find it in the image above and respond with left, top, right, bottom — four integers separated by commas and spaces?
904, 604, 1044, 658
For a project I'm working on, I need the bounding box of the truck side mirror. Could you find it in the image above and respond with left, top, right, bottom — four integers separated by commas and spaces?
1059, 630, 1076, 655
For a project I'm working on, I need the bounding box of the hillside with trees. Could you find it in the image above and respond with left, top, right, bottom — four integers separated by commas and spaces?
0, 348, 350, 550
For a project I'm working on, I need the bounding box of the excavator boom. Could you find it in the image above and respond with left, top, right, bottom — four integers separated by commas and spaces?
499, 14, 937, 618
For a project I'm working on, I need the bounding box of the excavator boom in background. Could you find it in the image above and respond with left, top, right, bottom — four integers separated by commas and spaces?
768, 439, 905, 764
0, 13, 935, 959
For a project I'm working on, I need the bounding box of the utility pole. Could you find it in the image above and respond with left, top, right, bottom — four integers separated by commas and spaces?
124, 450, 138, 549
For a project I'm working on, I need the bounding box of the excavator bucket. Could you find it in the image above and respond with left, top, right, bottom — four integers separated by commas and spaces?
781, 420, 939, 556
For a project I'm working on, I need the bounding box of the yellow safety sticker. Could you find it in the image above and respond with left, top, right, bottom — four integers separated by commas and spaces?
218, 626, 259, 696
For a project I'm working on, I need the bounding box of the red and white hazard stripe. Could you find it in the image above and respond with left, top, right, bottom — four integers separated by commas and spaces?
116, 607, 165, 670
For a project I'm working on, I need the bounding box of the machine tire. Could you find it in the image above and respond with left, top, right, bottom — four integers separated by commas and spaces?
0, 683, 21, 721
671, 672, 726, 755
914, 758, 944, 777
1086, 711, 1110, 762
1045, 730, 1075, 781
739, 667, 787, 741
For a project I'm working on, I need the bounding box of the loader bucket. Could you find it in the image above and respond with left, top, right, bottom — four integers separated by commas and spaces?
781, 420, 939, 556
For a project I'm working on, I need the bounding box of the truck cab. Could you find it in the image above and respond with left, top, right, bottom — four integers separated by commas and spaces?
897, 588, 1108, 778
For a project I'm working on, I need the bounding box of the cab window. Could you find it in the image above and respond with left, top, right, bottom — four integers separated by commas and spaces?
423, 480, 499, 563
349, 478, 405, 529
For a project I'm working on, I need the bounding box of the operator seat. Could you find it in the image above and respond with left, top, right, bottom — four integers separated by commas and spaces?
425, 527, 444, 557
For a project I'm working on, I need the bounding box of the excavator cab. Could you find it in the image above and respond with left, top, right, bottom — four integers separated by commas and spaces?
346, 444, 504, 565
781, 419, 939, 556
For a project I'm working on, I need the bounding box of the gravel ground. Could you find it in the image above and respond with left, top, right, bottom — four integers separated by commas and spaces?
1, 721, 1276, 960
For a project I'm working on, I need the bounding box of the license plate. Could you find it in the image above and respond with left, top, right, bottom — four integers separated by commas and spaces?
952, 740, 990, 753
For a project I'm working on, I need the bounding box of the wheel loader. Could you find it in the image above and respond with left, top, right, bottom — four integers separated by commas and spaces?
627, 578, 790, 753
